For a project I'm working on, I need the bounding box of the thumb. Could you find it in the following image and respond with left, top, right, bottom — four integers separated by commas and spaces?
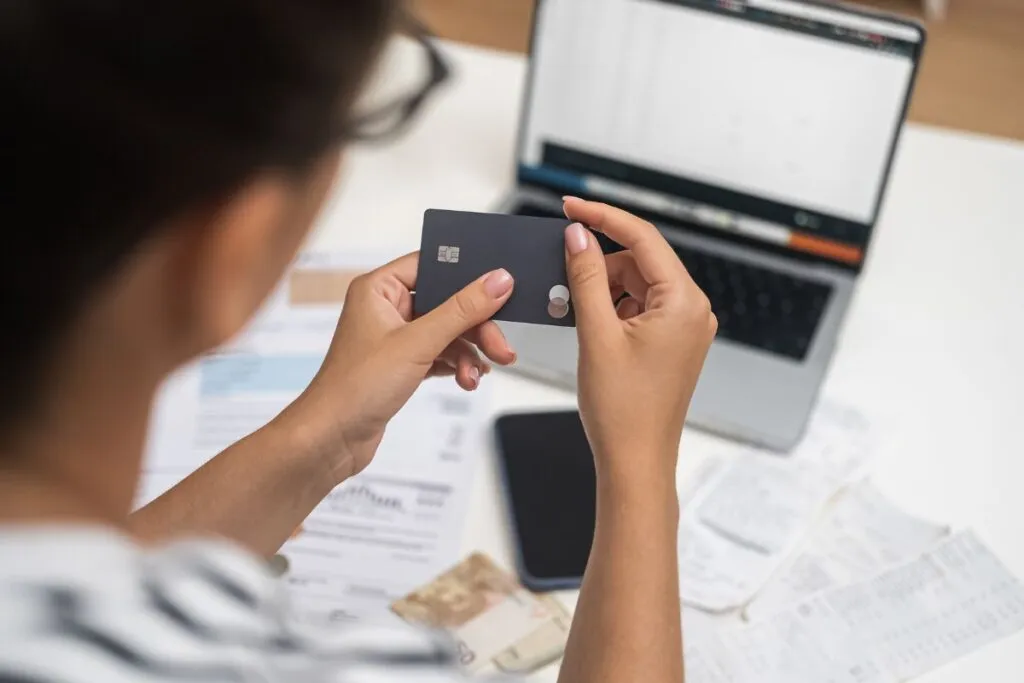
402, 269, 514, 362
565, 222, 618, 335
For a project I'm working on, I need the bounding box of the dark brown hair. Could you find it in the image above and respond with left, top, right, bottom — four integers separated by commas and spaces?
0, 0, 398, 426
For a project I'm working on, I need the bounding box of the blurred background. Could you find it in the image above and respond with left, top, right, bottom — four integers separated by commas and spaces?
411, 0, 1024, 141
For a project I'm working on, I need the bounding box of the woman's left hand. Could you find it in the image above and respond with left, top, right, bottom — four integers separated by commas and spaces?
279, 252, 516, 482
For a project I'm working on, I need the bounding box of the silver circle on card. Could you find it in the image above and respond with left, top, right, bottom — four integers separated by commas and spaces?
548, 299, 569, 319
548, 284, 571, 319
549, 284, 570, 302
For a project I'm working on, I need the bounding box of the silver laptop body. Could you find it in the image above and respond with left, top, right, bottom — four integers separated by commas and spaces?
495, 0, 925, 451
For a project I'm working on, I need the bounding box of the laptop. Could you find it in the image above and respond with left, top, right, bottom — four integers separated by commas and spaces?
495, 0, 925, 451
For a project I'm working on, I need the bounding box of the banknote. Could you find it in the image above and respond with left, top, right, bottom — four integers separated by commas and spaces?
494, 594, 571, 673
391, 553, 556, 672
288, 268, 364, 305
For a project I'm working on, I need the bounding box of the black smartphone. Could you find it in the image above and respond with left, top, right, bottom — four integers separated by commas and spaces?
494, 410, 596, 591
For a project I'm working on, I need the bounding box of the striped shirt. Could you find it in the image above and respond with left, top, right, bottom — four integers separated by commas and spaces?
0, 527, 468, 683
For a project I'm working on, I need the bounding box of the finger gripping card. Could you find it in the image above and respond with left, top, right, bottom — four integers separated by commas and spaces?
415, 210, 576, 327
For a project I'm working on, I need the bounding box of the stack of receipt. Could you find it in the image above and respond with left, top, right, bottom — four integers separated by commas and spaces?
685, 531, 1024, 683
679, 401, 1024, 681
679, 402, 879, 612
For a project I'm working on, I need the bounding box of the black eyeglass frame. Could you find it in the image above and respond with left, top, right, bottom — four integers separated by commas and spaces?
343, 17, 452, 143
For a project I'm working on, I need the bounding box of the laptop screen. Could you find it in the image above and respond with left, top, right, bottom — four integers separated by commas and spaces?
518, 0, 924, 266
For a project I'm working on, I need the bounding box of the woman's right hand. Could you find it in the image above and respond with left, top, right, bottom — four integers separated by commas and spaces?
563, 198, 718, 484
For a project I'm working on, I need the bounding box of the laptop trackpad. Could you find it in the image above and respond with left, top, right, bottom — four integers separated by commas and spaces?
497, 321, 579, 387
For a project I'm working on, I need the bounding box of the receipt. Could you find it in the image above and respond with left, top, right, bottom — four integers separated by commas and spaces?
745, 481, 949, 620
787, 400, 876, 484
686, 603, 889, 683
680, 457, 840, 611
685, 531, 1024, 683
677, 400, 881, 612
695, 458, 834, 555
822, 530, 1024, 680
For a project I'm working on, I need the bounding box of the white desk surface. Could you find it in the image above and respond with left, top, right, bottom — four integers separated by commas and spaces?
309, 39, 1024, 682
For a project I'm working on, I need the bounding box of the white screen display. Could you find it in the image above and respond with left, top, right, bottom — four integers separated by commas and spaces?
521, 0, 920, 225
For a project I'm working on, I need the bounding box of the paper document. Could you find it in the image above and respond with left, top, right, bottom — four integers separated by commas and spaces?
677, 399, 879, 612
139, 251, 487, 625
282, 377, 487, 625
824, 529, 1024, 680
746, 481, 949, 620
679, 457, 842, 611
685, 530, 1024, 683
686, 601, 892, 683
695, 458, 835, 555
676, 458, 756, 640
780, 399, 877, 485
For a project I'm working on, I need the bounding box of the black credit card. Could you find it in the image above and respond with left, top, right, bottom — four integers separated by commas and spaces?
415, 209, 576, 327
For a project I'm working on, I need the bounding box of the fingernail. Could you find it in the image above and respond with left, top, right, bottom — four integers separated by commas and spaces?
619, 297, 642, 319
562, 196, 580, 218
484, 269, 513, 298
469, 366, 480, 385
565, 222, 589, 255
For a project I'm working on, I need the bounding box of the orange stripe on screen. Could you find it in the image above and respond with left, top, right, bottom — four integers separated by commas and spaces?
788, 233, 864, 264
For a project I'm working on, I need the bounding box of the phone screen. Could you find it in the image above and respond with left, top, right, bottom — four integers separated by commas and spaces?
495, 411, 596, 589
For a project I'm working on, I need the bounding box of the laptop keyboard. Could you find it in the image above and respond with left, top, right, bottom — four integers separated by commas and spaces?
511, 202, 833, 361
670, 244, 832, 360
